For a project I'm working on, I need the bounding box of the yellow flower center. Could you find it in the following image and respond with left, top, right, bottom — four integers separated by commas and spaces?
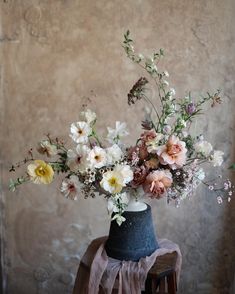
109, 177, 117, 187
35, 165, 47, 176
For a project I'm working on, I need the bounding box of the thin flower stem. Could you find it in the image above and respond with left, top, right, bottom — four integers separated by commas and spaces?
92, 130, 102, 147
142, 94, 160, 128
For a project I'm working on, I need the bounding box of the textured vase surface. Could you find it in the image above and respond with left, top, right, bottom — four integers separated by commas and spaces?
105, 204, 159, 261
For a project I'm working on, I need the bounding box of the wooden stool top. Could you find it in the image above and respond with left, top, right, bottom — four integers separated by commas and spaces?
148, 252, 177, 279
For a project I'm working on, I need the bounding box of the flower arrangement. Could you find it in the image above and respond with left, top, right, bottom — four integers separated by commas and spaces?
9, 31, 233, 225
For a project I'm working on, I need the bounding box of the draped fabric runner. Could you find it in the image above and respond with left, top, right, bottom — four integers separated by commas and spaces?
73, 237, 182, 294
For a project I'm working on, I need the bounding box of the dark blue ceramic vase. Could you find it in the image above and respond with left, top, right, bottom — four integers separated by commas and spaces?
105, 204, 159, 261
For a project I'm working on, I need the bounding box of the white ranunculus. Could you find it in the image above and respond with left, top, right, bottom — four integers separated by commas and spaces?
87, 146, 107, 169
67, 145, 90, 173
194, 140, 213, 157
210, 150, 224, 167
107, 121, 129, 144
106, 144, 123, 165
70, 121, 92, 144
81, 109, 96, 125
60, 175, 81, 200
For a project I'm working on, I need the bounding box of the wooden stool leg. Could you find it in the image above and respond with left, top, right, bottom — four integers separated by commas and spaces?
167, 272, 177, 294
159, 278, 166, 293
151, 278, 157, 293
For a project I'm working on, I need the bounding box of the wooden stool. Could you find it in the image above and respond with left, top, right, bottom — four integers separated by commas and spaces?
143, 252, 178, 294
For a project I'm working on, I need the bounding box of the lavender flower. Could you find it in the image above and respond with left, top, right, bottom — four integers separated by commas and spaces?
186, 103, 196, 115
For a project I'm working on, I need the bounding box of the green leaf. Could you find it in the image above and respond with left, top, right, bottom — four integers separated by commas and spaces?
229, 164, 235, 170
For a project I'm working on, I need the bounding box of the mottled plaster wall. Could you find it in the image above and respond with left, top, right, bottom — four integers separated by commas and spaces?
0, 0, 235, 293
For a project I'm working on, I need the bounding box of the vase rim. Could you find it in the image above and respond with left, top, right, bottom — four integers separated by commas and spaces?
122, 203, 150, 216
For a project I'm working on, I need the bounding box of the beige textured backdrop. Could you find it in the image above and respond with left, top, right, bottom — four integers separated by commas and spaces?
1, 0, 235, 293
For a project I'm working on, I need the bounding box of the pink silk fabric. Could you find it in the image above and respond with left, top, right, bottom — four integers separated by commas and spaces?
73, 237, 182, 294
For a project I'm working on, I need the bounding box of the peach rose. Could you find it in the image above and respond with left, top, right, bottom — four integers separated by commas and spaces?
156, 135, 187, 169
143, 170, 173, 199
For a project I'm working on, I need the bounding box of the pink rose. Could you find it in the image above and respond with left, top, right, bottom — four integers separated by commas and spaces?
143, 170, 173, 199
156, 135, 187, 169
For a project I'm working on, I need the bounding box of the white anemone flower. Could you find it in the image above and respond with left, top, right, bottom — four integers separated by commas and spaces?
107, 121, 129, 144
194, 140, 213, 157
70, 121, 92, 144
67, 145, 90, 173
106, 144, 123, 165
81, 109, 96, 125
210, 150, 224, 167
87, 146, 107, 169
60, 175, 81, 200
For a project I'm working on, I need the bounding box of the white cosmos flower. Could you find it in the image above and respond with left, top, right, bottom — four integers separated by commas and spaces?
106, 144, 123, 165
60, 175, 81, 200
81, 109, 96, 125
194, 140, 213, 157
210, 150, 224, 167
87, 146, 107, 169
107, 121, 129, 144
67, 145, 90, 173
70, 121, 92, 144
